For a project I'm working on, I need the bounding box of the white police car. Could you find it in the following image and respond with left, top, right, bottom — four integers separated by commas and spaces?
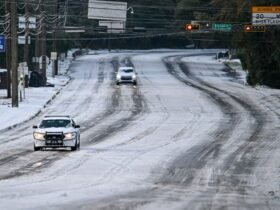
32, 115, 80, 151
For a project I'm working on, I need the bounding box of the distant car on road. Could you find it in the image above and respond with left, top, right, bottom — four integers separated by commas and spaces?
116, 67, 137, 86
32, 115, 80, 151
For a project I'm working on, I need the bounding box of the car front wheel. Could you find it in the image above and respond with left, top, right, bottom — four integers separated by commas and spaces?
71, 145, 77, 151
34, 144, 41, 151
70, 140, 78, 151
77, 140, 80, 150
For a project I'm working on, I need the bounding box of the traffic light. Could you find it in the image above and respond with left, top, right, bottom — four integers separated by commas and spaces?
185, 24, 200, 31
244, 25, 266, 32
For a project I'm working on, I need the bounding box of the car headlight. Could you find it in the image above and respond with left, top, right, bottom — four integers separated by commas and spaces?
116, 74, 121, 80
33, 132, 45, 140
132, 75, 136, 79
64, 132, 76, 140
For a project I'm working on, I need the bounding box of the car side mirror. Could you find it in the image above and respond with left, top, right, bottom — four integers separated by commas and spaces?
33, 125, 38, 129
75, 125, 80, 128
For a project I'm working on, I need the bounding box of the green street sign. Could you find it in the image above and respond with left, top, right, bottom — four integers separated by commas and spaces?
212, 23, 232, 31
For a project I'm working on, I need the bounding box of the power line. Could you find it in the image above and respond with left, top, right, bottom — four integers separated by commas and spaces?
0, 0, 252, 13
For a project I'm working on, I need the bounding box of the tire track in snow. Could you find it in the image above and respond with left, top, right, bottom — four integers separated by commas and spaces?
100, 53, 271, 210
0, 56, 127, 180
163, 55, 273, 209
0, 54, 151, 181
159, 55, 241, 185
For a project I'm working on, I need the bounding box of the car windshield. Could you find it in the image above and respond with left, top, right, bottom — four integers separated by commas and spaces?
39, 119, 71, 128
121, 69, 133, 73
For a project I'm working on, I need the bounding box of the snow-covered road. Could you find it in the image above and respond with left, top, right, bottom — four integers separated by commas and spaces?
1, 50, 280, 210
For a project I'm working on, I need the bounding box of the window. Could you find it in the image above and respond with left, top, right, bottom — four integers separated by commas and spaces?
121, 68, 133, 73
39, 119, 71, 128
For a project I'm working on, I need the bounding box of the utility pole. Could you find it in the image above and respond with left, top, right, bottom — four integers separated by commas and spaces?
35, 24, 41, 72
40, 1, 47, 86
52, 0, 59, 76
24, 0, 29, 67
10, 0, 18, 107
5, 0, 11, 98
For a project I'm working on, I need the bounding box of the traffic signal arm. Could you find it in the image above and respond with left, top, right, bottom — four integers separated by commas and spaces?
185, 24, 200, 31
244, 24, 266, 32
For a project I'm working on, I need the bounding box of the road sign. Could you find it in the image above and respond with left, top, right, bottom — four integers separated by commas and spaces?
212, 23, 232, 31
18, 16, 36, 29
88, 0, 127, 21
252, 6, 280, 25
18, 36, 31, 45
99, 20, 125, 33
51, 52, 57, 60
0, 35, 5, 53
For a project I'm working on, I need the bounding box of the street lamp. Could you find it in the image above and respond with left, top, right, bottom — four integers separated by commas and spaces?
127, 7, 134, 14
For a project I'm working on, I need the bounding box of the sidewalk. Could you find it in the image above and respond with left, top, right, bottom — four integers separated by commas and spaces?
0, 56, 73, 132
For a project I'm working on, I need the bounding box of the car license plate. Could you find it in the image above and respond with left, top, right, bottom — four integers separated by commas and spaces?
47, 140, 58, 144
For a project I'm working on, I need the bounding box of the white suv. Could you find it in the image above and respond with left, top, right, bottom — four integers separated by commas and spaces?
116, 67, 137, 85
32, 115, 80, 151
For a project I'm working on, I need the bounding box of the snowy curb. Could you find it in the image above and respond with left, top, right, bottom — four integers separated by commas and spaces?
0, 53, 77, 133
0, 76, 72, 133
